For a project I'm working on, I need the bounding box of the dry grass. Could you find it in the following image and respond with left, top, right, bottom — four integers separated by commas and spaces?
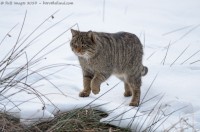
0, 109, 130, 132
0, 112, 23, 132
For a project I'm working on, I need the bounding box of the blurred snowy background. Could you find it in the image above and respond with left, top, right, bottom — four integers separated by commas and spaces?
0, 0, 200, 131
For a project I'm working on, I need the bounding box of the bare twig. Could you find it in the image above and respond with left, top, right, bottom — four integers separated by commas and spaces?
162, 25, 193, 36
161, 41, 171, 65
171, 24, 200, 45
181, 49, 200, 65
146, 51, 157, 60
170, 45, 190, 67
152, 106, 188, 132
190, 59, 200, 65
0, 11, 75, 125
14, 10, 27, 50
0, 23, 19, 46
138, 94, 164, 132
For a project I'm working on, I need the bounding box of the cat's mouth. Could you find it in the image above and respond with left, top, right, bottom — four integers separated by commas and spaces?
75, 52, 90, 59
75, 52, 84, 56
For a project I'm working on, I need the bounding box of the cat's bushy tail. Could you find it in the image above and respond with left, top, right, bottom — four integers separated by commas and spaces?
141, 66, 148, 76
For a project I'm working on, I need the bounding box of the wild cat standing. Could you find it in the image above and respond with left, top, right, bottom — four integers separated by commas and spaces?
70, 29, 148, 106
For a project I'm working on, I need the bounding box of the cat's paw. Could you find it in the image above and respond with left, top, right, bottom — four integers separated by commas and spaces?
79, 91, 90, 97
124, 92, 132, 97
92, 87, 100, 95
129, 101, 139, 107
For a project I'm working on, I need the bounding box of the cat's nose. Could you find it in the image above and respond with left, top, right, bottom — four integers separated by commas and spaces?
76, 47, 82, 53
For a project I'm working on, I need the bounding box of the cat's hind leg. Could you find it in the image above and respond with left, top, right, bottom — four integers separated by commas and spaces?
124, 83, 132, 97
116, 76, 132, 97
127, 76, 141, 106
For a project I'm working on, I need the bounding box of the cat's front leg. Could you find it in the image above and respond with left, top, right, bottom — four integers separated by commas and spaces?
79, 70, 93, 97
79, 76, 92, 97
91, 73, 109, 94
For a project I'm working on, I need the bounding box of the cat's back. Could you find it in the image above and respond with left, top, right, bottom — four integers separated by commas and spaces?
96, 31, 141, 45
90, 31, 143, 73
94, 31, 142, 57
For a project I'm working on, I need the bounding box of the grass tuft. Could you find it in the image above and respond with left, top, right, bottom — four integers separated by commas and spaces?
0, 109, 130, 132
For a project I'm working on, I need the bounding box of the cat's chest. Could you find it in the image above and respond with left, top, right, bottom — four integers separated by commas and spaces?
85, 59, 97, 66
80, 58, 98, 68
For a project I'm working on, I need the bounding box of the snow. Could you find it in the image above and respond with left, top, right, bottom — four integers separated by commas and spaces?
0, 0, 200, 131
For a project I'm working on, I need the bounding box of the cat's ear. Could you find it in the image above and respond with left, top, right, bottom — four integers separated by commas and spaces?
71, 29, 79, 37
87, 30, 96, 44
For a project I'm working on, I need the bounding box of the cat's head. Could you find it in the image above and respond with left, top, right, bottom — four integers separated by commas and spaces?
70, 29, 97, 59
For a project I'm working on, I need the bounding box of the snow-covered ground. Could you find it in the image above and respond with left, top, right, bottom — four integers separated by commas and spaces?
0, 0, 200, 131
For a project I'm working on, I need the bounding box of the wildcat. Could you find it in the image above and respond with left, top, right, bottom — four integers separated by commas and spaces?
70, 29, 148, 106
